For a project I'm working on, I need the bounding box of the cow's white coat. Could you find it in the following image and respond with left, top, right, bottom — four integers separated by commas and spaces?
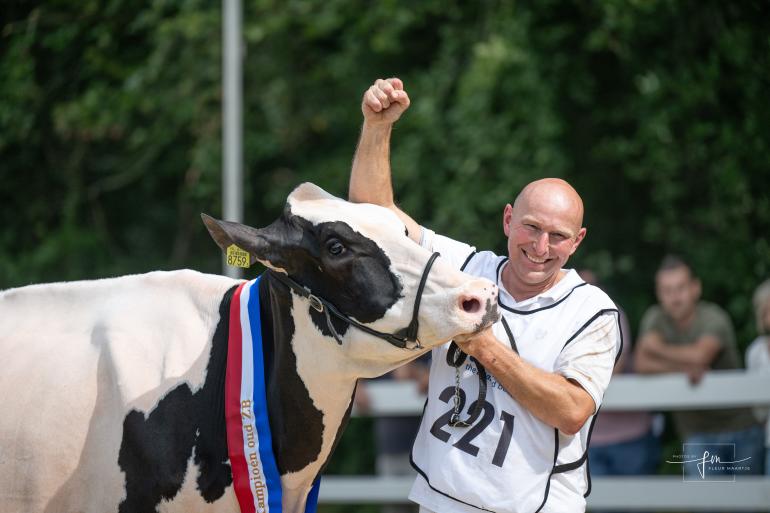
0, 270, 237, 513
0, 183, 497, 513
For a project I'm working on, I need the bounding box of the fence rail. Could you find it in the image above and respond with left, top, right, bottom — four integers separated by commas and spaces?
352, 370, 770, 416
318, 476, 770, 511
322, 371, 770, 511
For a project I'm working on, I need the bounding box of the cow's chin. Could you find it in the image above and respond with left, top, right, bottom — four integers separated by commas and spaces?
442, 306, 502, 345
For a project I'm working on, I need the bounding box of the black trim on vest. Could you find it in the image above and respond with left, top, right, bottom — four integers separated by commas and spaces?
583, 412, 598, 497
494, 257, 590, 314
495, 258, 506, 280
500, 317, 519, 354
460, 251, 477, 272
534, 429, 560, 513
561, 308, 619, 350
552, 309, 624, 500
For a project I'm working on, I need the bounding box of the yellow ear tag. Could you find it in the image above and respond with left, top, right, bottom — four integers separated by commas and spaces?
226, 244, 250, 268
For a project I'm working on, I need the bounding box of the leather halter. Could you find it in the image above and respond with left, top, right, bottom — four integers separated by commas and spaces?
266, 252, 441, 349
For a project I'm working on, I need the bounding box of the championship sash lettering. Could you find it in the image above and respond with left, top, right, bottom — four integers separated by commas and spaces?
226, 277, 321, 513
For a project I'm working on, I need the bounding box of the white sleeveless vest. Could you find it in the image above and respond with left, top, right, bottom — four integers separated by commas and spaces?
410, 252, 620, 513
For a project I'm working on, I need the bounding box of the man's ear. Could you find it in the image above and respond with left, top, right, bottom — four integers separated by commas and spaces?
693, 277, 703, 301
569, 227, 588, 255
503, 204, 514, 237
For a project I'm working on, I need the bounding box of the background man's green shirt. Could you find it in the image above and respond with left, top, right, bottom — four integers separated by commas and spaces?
639, 301, 757, 435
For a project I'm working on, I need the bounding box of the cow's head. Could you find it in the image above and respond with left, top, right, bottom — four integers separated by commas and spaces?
203, 183, 498, 372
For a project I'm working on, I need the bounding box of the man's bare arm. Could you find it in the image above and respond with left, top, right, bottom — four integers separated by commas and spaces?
636, 332, 720, 369
348, 78, 421, 243
635, 331, 719, 383
456, 328, 596, 435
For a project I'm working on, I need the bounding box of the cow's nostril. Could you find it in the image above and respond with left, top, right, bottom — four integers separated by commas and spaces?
462, 298, 481, 314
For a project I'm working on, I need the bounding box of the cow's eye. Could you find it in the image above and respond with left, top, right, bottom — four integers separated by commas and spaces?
326, 238, 345, 256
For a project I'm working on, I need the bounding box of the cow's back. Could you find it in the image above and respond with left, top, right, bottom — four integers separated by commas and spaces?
0, 270, 238, 513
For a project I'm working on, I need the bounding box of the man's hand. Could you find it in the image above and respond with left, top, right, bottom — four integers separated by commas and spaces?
454, 326, 497, 361
362, 78, 410, 126
687, 364, 707, 385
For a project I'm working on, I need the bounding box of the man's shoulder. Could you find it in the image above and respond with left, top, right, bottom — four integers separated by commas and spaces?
694, 301, 736, 337
696, 301, 731, 321
640, 303, 664, 317
746, 336, 767, 358
638, 304, 667, 333
463, 250, 505, 276
563, 282, 621, 334
746, 336, 770, 367
554, 271, 616, 312
577, 281, 617, 309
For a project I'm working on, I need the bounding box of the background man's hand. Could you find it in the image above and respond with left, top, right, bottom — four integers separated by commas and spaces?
362, 78, 410, 126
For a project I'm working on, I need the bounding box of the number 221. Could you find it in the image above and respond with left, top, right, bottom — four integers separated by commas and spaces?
429, 386, 514, 467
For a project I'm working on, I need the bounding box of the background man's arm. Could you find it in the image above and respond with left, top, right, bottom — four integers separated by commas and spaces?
635, 331, 720, 383
348, 78, 422, 243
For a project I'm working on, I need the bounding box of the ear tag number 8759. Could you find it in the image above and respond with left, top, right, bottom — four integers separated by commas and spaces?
226, 244, 250, 268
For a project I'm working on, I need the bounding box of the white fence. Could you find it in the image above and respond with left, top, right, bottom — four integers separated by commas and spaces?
319, 371, 770, 511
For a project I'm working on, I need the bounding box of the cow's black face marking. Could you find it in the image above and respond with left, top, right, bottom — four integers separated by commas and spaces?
118, 286, 236, 513
282, 215, 403, 332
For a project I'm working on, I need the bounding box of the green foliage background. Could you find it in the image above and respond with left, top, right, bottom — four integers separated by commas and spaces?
2, 0, 769, 507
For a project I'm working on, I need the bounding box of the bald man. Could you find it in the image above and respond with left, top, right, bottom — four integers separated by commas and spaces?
349, 78, 621, 513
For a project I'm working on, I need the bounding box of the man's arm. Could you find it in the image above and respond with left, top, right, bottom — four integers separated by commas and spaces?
455, 326, 612, 436
348, 78, 422, 243
635, 331, 720, 383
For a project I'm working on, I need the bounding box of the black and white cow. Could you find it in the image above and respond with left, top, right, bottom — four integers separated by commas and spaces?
0, 183, 498, 513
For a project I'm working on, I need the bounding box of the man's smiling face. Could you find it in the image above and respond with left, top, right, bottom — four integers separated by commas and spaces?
501, 179, 587, 300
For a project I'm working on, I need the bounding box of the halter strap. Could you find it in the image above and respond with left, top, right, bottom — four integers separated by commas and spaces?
404, 251, 440, 342
266, 252, 441, 349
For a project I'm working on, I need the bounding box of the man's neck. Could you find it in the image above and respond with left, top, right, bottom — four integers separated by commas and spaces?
673, 308, 697, 331
502, 265, 566, 303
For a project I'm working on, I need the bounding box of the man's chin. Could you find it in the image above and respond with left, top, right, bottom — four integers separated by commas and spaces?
521, 269, 556, 284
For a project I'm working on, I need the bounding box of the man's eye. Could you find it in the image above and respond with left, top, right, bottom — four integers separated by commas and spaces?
326, 238, 345, 256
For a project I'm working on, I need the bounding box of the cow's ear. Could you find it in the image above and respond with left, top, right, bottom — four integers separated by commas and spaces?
201, 214, 265, 267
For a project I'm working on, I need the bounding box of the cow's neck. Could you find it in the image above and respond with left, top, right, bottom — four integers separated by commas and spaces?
258, 276, 356, 510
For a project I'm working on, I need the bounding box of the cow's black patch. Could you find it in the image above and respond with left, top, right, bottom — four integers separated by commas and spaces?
118, 285, 236, 513
118, 385, 198, 513
260, 275, 325, 474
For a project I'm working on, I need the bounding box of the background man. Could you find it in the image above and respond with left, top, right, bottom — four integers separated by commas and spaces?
635, 255, 763, 477
348, 78, 621, 513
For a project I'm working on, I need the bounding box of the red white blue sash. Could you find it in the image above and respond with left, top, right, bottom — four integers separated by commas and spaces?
225, 276, 321, 513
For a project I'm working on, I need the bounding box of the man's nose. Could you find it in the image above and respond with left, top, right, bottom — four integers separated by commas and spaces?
533, 231, 549, 254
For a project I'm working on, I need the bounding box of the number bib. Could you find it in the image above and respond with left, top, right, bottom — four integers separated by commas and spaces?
410, 253, 619, 513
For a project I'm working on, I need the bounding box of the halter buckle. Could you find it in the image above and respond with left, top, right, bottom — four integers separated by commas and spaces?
308, 294, 324, 312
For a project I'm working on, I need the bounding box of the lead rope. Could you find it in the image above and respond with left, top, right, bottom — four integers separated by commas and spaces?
446, 318, 518, 428
446, 342, 488, 427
